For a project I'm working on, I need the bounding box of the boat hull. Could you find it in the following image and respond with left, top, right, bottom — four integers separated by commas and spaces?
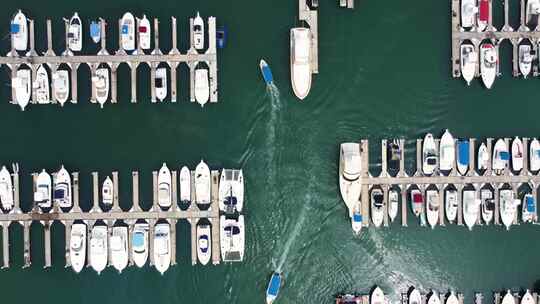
121, 12, 136, 51
35, 65, 50, 104
511, 137, 524, 172
195, 160, 211, 205
426, 190, 440, 228
290, 27, 312, 100
132, 223, 149, 267
439, 130, 455, 172
154, 223, 171, 274
530, 138, 540, 171
194, 68, 210, 106
111, 226, 128, 273
11, 11, 28, 51
158, 163, 172, 208
68, 14, 83, 52
179, 166, 191, 203
445, 189, 458, 222
70, 223, 87, 273
53, 70, 70, 105
480, 43, 497, 89
197, 224, 212, 265
35, 170, 52, 208
422, 133, 438, 175
90, 225, 108, 274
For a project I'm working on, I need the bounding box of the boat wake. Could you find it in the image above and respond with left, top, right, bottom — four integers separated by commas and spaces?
275, 204, 307, 273
266, 82, 283, 186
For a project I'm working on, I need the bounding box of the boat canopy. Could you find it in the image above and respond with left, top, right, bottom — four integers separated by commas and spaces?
133, 232, 145, 247
138, 26, 147, 33
499, 151, 510, 161
526, 196, 536, 212
353, 213, 362, 222
413, 193, 423, 203
458, 140, 470, 164
122, 25, 129, 34
10, 23, 20, 34
90, 22, 100, 37
267, 273, 281, 296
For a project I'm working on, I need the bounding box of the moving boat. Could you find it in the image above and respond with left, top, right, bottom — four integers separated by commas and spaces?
530, 138, 540, 171
194, 67, 210, 107
370, 188, 384, 227
138, 15, 151, 50
68, 13, 82, 52
410, 189, 424, 217
11, 10, 28, 51
409, 288, 422, 304
463, 189, 480, 230
492, 139, 509, 175
519, 44, 533, 78
260, 59, 274, 84
193, 12, 205, 50
522, 290, 535, 304
132, 222, 149, 267
155, 67, 167, 101
511, 137, 524, 172
461, 0, 476, 28
219, 169, 244, 213
179, 166, 191, 204
428, 291, 441, 304
154, 223, 171, 274
34, 169, 52, 209
457, 139, 470, 176
527, 0, 540, 25
351, 204, 363, 235
426, 189, 440, 228
70, 223, 86, 273
158, 163, 172, 209
371, 286, 385, 304
478, 142, 489, 171
0, 167, 14, 212
220, 215, 245, 262
195, 160, 211, 205
196, 224, 211, 265
34, 64, 50, 104
481, 188, 495, 224
422, 133, 438, 175
447, 292, 459, 304
290, 27, 312, 100
121, 12, 136, 51
439, 129, 455, 173
54, 165, 72, 209
339, 143, 362, 217
266, 271, 282, 304
216, 26, 227, 49
102, 176, 113, 206
477, 0, 489, 31
522, 194, 536, 223
12, 67, 31, 111
387, 139, 401, 173
388, 189, 399, 222
445, 188, 458, 223
111, 226, 128, 273
461, 43, 477, 85
94, 68, 109, 108
501, 291, 515, 304
53, 69, 70, 105
90, 21, 101, 43
90, 225, 108, 274
500, 189, 518, 230
480, 42, 498, 89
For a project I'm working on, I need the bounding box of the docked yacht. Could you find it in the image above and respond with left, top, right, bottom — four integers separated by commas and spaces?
158, 163, 172, 209
90, 225, 108, 274
492, 139, 509, 175
90, 21, 101, 43
477, 0, 489, 31
34, 169, 52, 209
480, 42, 498, 89
422, 133, 438, 175
179, 166, 191, 204
501, 291, 515, 304
522, 290, 535, 304
111, 226, 128, 273
439, 129, 455, 173
68, 13, 82, 52
155, 68, 167, 101
193, 12, 205, 50
121, 12, 136, 51
500, 189, 518, 230
457, 139, 470, 175
260, 59, 274, 84
511, 137, 524, 172
463, 189, 480, 230
388, 189, 399, 222
478, 142, 489, 171
519, 44, 533, 78
410, 189, 424, 217
426, 189, 440, 228
34, 64, 50, 104
53, 70, 70, 105
195, 160, 211, 206
461, 43, 477, 85
387, 139, 401, 173
70, 223, 86, 273
138, 15, 151, 50
461, 0, 476, 28
102, 176, 113, 206
481, 188, 495, 224
12, 67, 31, 111
94, 68, 109, 108
54, 165, 72, 209
351, 204, 363, 234
197, 224, 211, 265
132, 222, 149, 267
447, 292, 459, 304
339, 143, 362, 216
530, 138, 540, 171
0, 167, 14, 212
370, 188, 384, 227
266, 271, 282, 304
290, 27, 312, 100
11, 10, 28, 51
371, 286, 385, 304
445, 188, 458, 223
195, 67, 210, 107
154, 223, 171, 274
409, 289, 422, 304
527, 0, 540, 25
428, 292, 441, 304
219, 169, 244, 213
522, 194, 536, 223
220, 215, 245, 262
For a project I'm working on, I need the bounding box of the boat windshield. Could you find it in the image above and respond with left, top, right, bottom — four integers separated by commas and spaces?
194, 25, 202, 32
133, 232, 145, 248
427, 157, 437, 165
156, 78, 163, 88
353, 213, 362, 222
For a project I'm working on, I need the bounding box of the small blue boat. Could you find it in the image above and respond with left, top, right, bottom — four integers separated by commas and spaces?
216, 26, 227, 49
457, 139, 469, 175
90, 21, 101, 43
259, 59, 274, 84
266, 271, 282, 304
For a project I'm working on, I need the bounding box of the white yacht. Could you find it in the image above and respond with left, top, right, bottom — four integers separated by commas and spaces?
522, 290, 535, 304
511, 137, 524, 172
409, 288, 422, 304
422, 133, 438, 175
194, 67, 210, 107
500, 189, 518, 230
477, 142, 489, 171
519, 44, 533, 78
179, 166, 191, 204
155, 68, 167, 101
426, 189, 440, 229
351, 204, 363, 235
480, 188, 495, 224
90, 225, 108, 274
34, 64, 50, 104
195, 160, 211, 205
110, 226, 128, 273
370, 188, 384, 228
439, 129, 455, 173
94, 68, 109, 108
411, 189, 424, 217
461, 43, 477, 85
371, 286, 385, 304
463, 189, 480, 230
339, 143, 362, 217
34, 169, 52, 209
68, 13, 82, 52
388, 189, 399, 222
12, 67, 31, 111
132, 222, 149, 267
121, 12, 136, 51
522, 194, 536, 223
197, 224, 211, 265
54, 165, 72, 209
445, 188, 458, 223
220, 215, 245, 262
138, 15, 151, 50
219, 169, 244, 213
480, 42, 498, 89
193, 12, 205, 50
492, 139, 509, 175
11, 10, 28, 51
461, 0, 477, 28
102, 176, 113, 206
530, 138, 540, 171
0, 167, 14, 212
158, 163, 172, 209
69, 223, 86, 273
428, 291, 441, 304
53, 70, 70, 105
154, 223, 171, 274
447, 292, 459, 304
290, 27, 312, 100
501, 291, 515, 304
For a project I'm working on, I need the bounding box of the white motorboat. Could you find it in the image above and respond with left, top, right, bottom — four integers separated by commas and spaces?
102, 176, 113, 206
193, 12, 205, 50
460, 43, 477, 85
519, 44, 533, 78
154, 223, 171, 274
422, 133, 438, 175
388, 189, 399, 222
370, 188, 384, 227
34, 64, 50, 104
480, 42, 498, 89
428, 291, 441, 304
522, 194, 537, 223
155, 67, 167, 101
11, 10, 28, 51
197, 224, 211, 265
158, 163, 172, 209
179, 166, 191, 204
511, 137, 524, 172
121, 12, 136, 51
457, 139, 470, 176
12, 67, 31, 111
492, 139, 509, 175
94, 68, 109, 108
410, 189, 424, 217
409, 288, 422, 304
220, 215, 245, 262
426, 189, 440, 229
34, 169, 52, 209
69, 223, 86, 273
439, 129, 455, 173
463, 189, 480, 230
219, 169, 244, 213
371, 286, 385, 304
0, 166, 14, 212
529, 138, 540, 171
351, 204, 363, 235
522, 290, 535, 304
90, 225, 108, 274
195, 160, 211, 205
54, 165, 72, 209
132, 222, 149, 267
68, 13, 83, 52
447, 292, 459, 304
110, 226, 128, 273
445, 188, 458, 223
502, 291, 515, 304
138, 15, 151, 50
339, 143, 362, 217
52, 70, 69, 105
500, 189, 518, 230
290, 27, 312, 100
527, 0, 540, 24
477, 142, 489, 171
194, 67, 210, 107
461, 0, 477, 28
480, 188, 495, 224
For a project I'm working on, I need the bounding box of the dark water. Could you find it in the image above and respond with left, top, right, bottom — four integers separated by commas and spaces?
0, 0, 539, 303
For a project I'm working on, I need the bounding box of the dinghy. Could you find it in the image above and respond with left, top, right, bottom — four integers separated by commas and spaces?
457, 139, 470, 176
426, 189, 440, 228
132, 222, 149, 267
439, 129, 455, 173
461, 43, 477, 86
480, 42, 498, 89
179, 166, 191, 204
511, 137, 524, 172
54, 165, 72, 209
195, 160, 211, 205
371, 286, 385, 304
410, 189, 424, 217
260, 59, 274, 85
34, 64, 50, 104
481, 188, 495, 224
111, 226, 128, 273
339, 143, 362, 218
12, 68, 31, 111
290, 27, 312, 100
154, 223, 171, 274
370, 188, 384, 227
519, 44, 533, 78
34, 169, 52, 209
422, 133, 438, 175
463, 189, 480, 230
94, 68, 109, 107
121, 12, 136, 51
193, 12, 205, 50
68, 13, 82, 52
194, 67, 210, 107
138, 15, 151, 50
266, 272, 282, 304
0, 167, 14, 212
530, 138, 540, 171
90, 21, 101, 43
11, 10, 28, 51
216, 26, 227, 49
158, 163, 172, 209
102, 176, 113, 206
53, 70, 70, 105
155, 67, 167, 101
445, 188, 458, 223
522, 194, 537, 223
70, 223, 86, 273
197, 224, 211, 265
500, 189, 517, 230
478, 142, 489, 171
461, 0, 477, 28
90, 225, 108, 274
388, 189, 399, 222
493, 139, 509, 175
477, 0, 489, 31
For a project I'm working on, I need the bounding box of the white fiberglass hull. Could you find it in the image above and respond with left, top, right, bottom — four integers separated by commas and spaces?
197, 224, 211, 265
500, 190, 517, 230
195, 160, 211, 205
371, 190, 384, 228
35, 65, 50, 104
460, 44, 477, 85
154, 223, 171, 274
426, 190, 440, 228
121, 12, 136, 51
445, 189, 458, 223
111, 226, 129, 273
132, 223, 149, 267
428, 292, 441, 304
179, 166, 191, 203
530, 138, 540, 171
53, 70, 70, 105
54, 165, 72, 208
102, 176, 113, 205
502, 291, 515, 304
480, 189, 494, 224
492, 139, 509, 174
219, 169, 245, 212
68, 13, 83, 52
339, 143, 362, 217
138, 15, 151, 50
94, 68, 109, 107
90, 225, 108, 274
422, 133, 438, 175
461, 0, 476, 28
158, 163, 172, 208
388, 190, 399, 222
480, 43, 497, 89
519, 45, 532, 78
477, 143, 489, 171
447, 293, 459, 304
13, 68, 31, 111
371, 287, 385, 304
439, 129, 455, 172
220, 215, 245, 262
0, 167, 13, 212
522, 291, 535, 304
463, 190, 480, 230
511, 137, 524, 172
409, 289, 422, 304
194, 68, 210, 107
193, 12, 205, 50
155, 68, 167, 101
11, 10, 28, 51
70, 223, 87, 273
290, 27, 312, 100
35, 169, 52, 208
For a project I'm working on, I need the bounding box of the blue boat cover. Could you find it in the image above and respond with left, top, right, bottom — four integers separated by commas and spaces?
458, 140, 470, 165
500, 151, 510, 161
526, 196, 535, 212
353, 214, 362, 222
267, 273, 281, 296
133, 232, 144, 247
122, 25, 129, 34
53, 189, 65, 199
262, 66, 274, 84
10, 23, 20, 34
90, 22, 100, 38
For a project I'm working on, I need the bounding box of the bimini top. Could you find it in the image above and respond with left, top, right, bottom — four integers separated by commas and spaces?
353, 213, 362, 222
267, 272, 281, 296
499, 151, 510, 161
133, 232, 145, 247
526, 196, 535, 212
10, 23, 20, 34
458, 140, 470, 165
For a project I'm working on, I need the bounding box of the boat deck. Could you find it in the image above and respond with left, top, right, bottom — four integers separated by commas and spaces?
299, 0, 319, 74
